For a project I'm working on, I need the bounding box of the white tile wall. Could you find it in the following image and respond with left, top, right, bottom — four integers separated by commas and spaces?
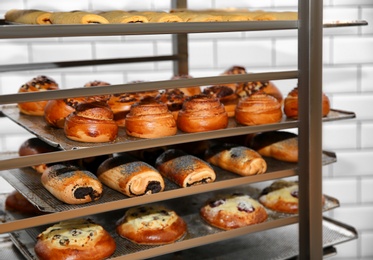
0, 1, 372, 259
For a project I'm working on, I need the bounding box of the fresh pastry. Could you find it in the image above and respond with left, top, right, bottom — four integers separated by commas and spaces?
100, 10, 149, 23
64, 101, 118, 143
18, 137, 60, 174
155, 88, 186, 120
155, 149, 216, 187
203, 85, 239, 117
284, 86, 331, 119
170, 74, 202, 96
130, 11, 183, 23
50, 11, 109, 24
107, 92, 139, 127
248, 131, 298, 163
177, 94, 228, 133
125, 97, 177, 138
205, 144, 267, 176
116, 205, 187, 245
34, 218, 116, 260
5, 9, 52, 24
258, 180, 325, 214
17, 75, 59, 116
236, 80, 283, 104
235, 92, 283, 126
173, 12, 223, 22
83, 80, 112, 103
220, 65, 248, 92
5, 190, 44, 215
41, 164, 103, 205
96, 154, 165, 197
200, 193, 268, 230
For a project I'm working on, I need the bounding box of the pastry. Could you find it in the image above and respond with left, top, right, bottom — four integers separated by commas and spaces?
155, 149, 216, 187
203, 85, 239, 117
284, 86, 331, 119
17, 75, 59, 116
100, 11, 149, 23
235, 92, 283, 126
200, 193, 268, 230
116, 205, 187, 245
257, 180, 325, 214
18, 137, 60, 174
35, 218, 116, 260
130, 11, 183, 23
83, 80, 112, 103
220, 65, 248, 92
50, 11, 109, 24
170, 75, 202, 96
177, 94, 228, 133
5, 190, 44, 215
41, 164, 103, 205
248, 131, 298, 163
125, 98, 177, 138
5, 9, 52, 24
96, 154, 165, 197
64, 101, 118, 143
155, 88, 186, 120
173, 12, 223, 22
236, 80, 283, 104
205, 144, 267, 176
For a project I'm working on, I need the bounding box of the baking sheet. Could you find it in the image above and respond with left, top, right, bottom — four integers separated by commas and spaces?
1, 106, 355, 151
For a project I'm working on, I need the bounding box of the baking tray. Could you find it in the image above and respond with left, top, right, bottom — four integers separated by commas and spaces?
2, 188, 353, 260
1, 105, 355, 151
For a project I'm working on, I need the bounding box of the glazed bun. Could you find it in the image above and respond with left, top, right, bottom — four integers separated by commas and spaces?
83, 80, 112, 103
284, 86, 330, 119
64, 101, 118, 143
170, 74, 201, 96
235, 92, 282, 126
177, 94, 229, 133
155, 88, 186, 120
18, 75, 59, 116
203, 85, 239, 117
108, 93, 139, 127
220, 65, 248, 92
125, 98, 177, 139
236, 80, 283, 104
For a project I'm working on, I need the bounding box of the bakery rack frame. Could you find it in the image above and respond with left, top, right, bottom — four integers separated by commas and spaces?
0, 0, 367, 259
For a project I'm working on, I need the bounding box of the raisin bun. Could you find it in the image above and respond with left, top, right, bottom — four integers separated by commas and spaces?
64, 101, 118, 143
235, 92, 283, 126
34, 218, 116, 260
18, 137, 60, 174
203, 85, 239, 117
284, 86, 330, 119
17, 75, 59, 116
155, 88, 186, 120
200, 193, 268, 230
116, 205, 187, 245
125, 97, 177, 138
170, 74, 202, 96
177, 94, 229, 133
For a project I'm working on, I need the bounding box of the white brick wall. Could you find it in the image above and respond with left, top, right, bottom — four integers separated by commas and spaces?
0, 1, 372, 259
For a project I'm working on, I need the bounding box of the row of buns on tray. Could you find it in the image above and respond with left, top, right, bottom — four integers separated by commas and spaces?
5, 8, 298, 25
16, 65, 331, 143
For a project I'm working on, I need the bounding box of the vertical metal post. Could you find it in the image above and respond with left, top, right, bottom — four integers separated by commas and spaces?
298, 0, 324, 258
171, 0, 189, 75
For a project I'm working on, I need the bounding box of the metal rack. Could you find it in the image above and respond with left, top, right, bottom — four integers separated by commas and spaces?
0, 0, 366, 259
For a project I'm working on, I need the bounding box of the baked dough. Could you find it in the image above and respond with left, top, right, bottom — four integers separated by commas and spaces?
5, 190, 44, 215
116, 205, 187, 245
5, 9, 52, 24
200, 193, 268, 230
100, 11, 149, 23
50, 11, 109, 24
96, 154, 165, 197
35, 218, 116, 260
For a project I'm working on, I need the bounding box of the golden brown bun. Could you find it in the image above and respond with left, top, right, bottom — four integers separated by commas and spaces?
5, 190, 44, 215
203, 85, 239, 117
248, 131, 298, 163
83, 80, 112, 104
116, 205, 187, 245
155, 89, 186, 120
170, 74, 202, 96
44, 97, 86, 128
125, 98, 177, 138
17, 75, 59, 116
5, 9, 52, 24
35, 219, 116, 260
220, 65, 248, 92
235, 92, 282, 126
236, 80, 283, 104
50, 11, 109, 24
284, 87, 331, 119
205, 144, 267, 176
97, 154, 165, 197
41, 164, 103, 205
64, 102, 118, 143
108, 93, 139, 127
18, 137, 59, 174
177, 94, 228, 133
200, 193, 268, 230
155, 149, 216, 187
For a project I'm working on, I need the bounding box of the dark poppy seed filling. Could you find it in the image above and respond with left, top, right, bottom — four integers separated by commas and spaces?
145, 181, 162, 194
74, 187, 97, 200
187, 177, 212, 187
